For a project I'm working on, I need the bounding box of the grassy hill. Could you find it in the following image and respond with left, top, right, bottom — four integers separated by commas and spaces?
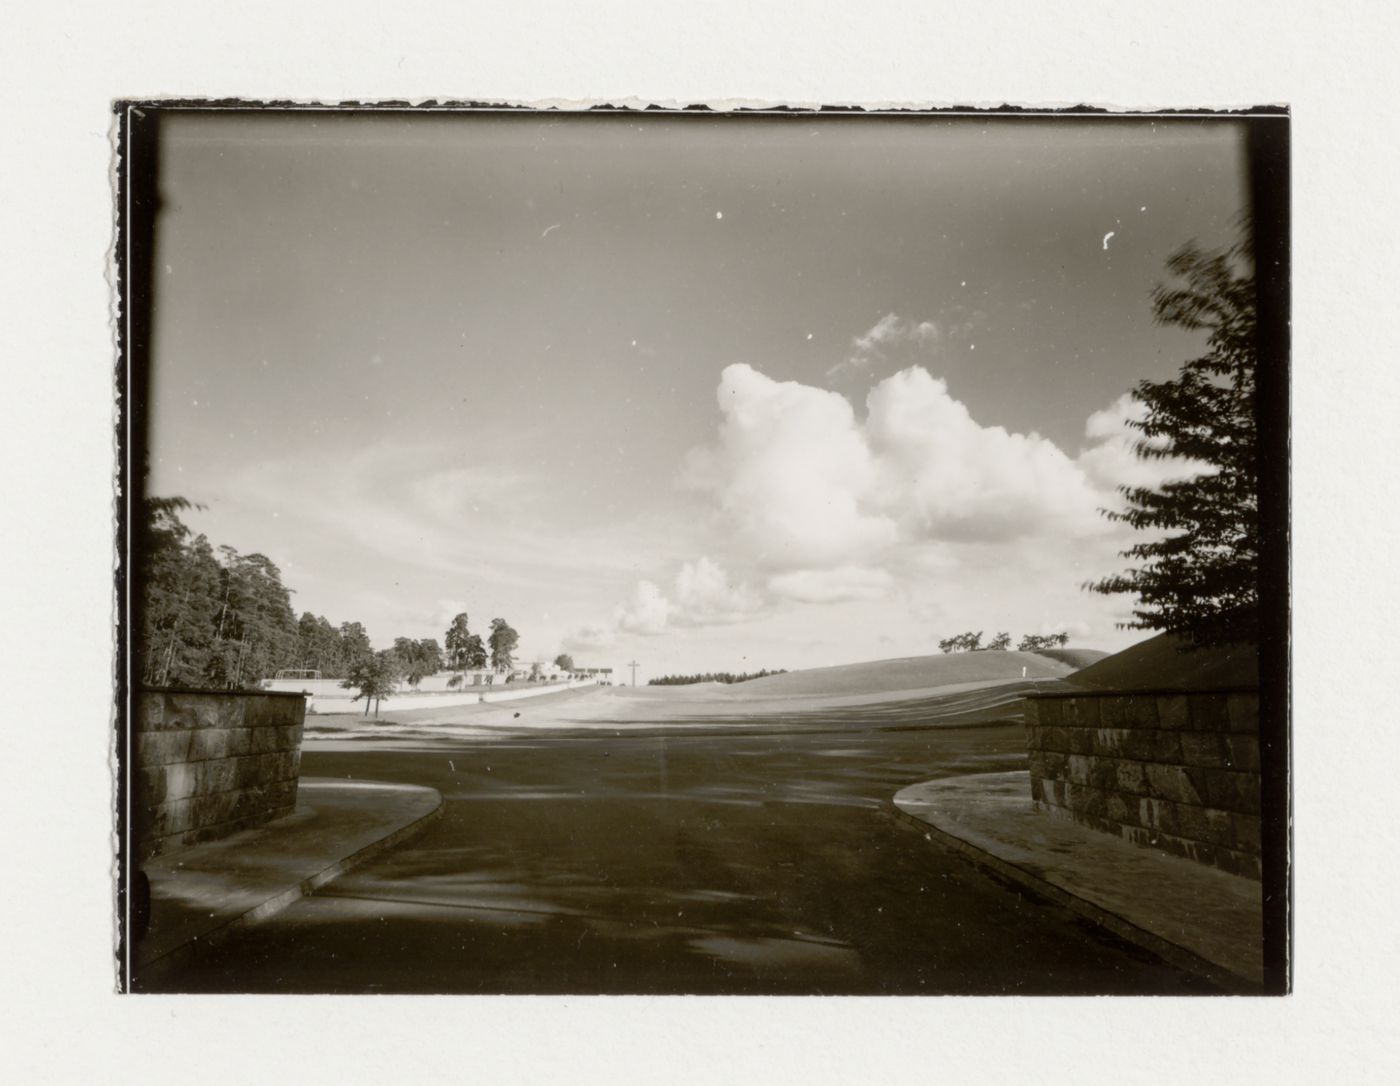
1069, 632, 1259, 691
1026, 647, 1110, 670
727, 650, 1081, 699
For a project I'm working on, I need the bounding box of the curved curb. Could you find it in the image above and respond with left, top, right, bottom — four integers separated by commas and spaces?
882, 800, 1260, 994
136, 785, 444, 983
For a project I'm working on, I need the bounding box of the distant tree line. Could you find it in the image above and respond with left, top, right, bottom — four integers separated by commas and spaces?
136, 498, 524, 707
647, 669, 787, 686
936, 630, 1070, 654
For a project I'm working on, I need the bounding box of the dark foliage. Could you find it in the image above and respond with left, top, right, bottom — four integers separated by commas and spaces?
1088, 234, 1260, 648
647, 669, 787, 686
1017, 632, 1070, 651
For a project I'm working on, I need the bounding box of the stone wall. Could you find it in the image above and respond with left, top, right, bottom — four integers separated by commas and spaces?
133, 689, 306, 861
1025, 688, 1261, 879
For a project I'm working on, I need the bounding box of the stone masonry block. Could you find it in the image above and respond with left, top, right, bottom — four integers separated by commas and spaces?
1188, 694, 1232, 733
1123, 695, 1160, 730
1156, 695, 1191, 730
1097, 696, 1129, 728
1138, 796, 1179, 836
1226, 694, 1260, 734
135, 729, 194, 767
146, 797, 196, 838
262, 750, 297, 781
1223, 735, 1261, 773
1067, 728, 1097, 755
1207, 769, 1261, 815
225, 729, 254, 756
1210, 843, 1262, 880
1092, 759, 1124, 791
1091, 728, 1130, 757
1229, 812, 1263, 854
159, 762, 199, 804
1063, 698, 1101, 729
249, 726, 283, 754
1179, 731, 1227, 769
1035, 698, 1062, 727
167, 692, 245, 731
194, 758, 238, 794
1114, 759, 1148, 794
191, 790, 241, 828
1172, 803, 1216, 843
1152, 731, 1185, 763
186, 728, 231, 762
1144, 763, 1203, 805
1066, 754, 1091, 785
136, 765, 167, 807
1066, 782, 1107, 819
1104, 790, 1139, 827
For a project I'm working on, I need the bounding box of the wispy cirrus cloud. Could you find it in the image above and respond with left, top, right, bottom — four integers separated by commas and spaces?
827, 312, 940, 382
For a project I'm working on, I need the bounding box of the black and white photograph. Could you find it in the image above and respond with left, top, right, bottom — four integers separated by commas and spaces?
16, 1, 1400, 1080
115, 104, 1289, 996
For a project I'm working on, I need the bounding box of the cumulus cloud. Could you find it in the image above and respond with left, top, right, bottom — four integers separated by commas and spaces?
672, 556, 765, 625
683, 364, 899, 568
1077, 392, 1215, 495
576, 359, 1214, 648
562, 621, 617, 652
616, 580, 672, 635
864, 367, 1105, 542
686, 362, 1124, 572
566, 557, 764, 647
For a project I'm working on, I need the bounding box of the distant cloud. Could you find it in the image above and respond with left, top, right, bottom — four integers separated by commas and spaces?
574, 358, 1212, 650
1077, 392, 1215, 495
566, 556, 764, 646
616, 580, 672, 635
672, 557, 764, 626
828, 312, 940, 381
563, 621, 618, 652
768, 566, 893, 604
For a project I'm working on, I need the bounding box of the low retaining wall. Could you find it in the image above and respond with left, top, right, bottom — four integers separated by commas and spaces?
134, 689, 307, 861
1025, 688, 1261, 879
305, 678, 594, 715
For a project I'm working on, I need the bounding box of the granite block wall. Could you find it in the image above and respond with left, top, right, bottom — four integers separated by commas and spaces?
1025, 689, 1261, 879
133, 689, 306, 860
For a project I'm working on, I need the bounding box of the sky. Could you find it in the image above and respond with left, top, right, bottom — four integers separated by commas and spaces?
146, 111, 1248, 682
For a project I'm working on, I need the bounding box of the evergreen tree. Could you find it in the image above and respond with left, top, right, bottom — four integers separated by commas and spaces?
1089, 235, 1259, 647
444, 612, 473, 670
393, 637, 443, 686
336, 622, 374, 676
488, 618, 519, 671
464, 633, 488, 670
295, 613, 341, 677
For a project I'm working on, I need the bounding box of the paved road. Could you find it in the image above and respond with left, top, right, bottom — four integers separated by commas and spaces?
155, 709, 1215, 994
